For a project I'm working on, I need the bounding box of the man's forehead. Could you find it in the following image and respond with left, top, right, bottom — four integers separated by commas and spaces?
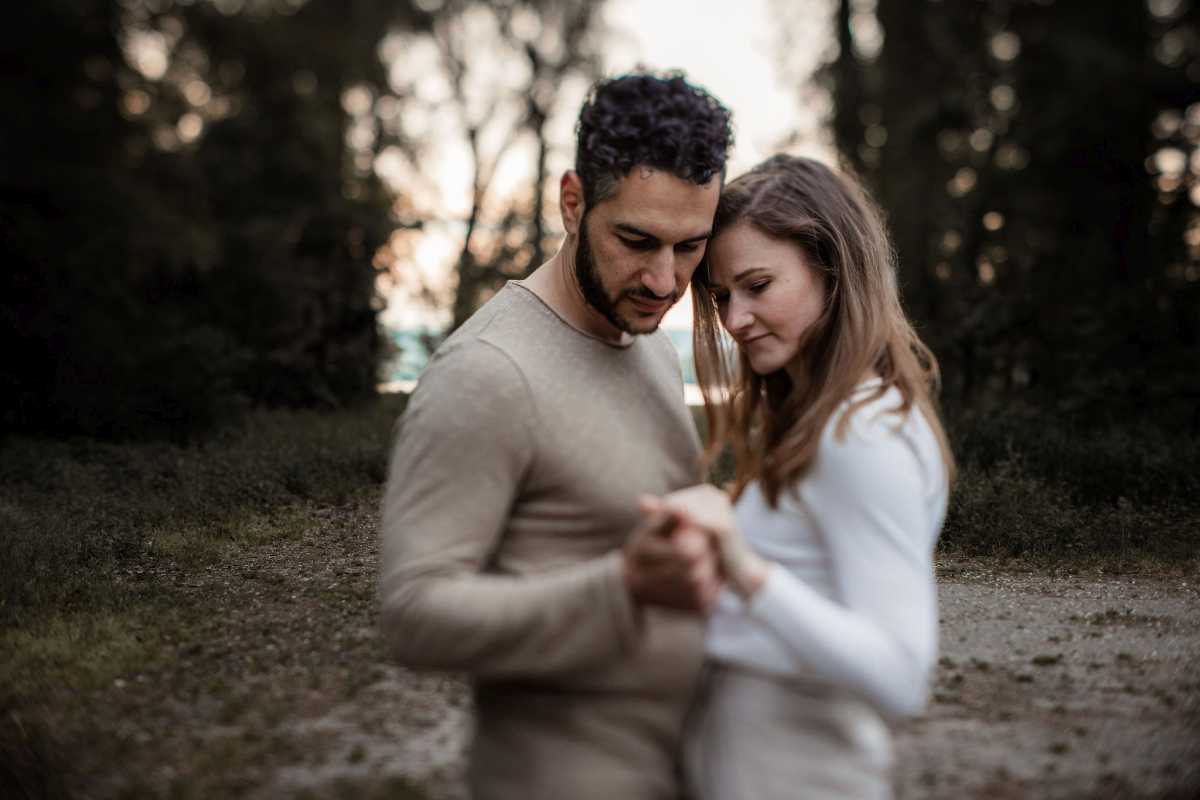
597, 167, 720, 239
623, 164, 719, 186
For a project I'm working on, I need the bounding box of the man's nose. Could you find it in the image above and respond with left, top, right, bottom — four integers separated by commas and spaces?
640, 248, 676, 298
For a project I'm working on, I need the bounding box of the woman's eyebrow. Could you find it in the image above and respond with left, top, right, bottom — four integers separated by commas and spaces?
731, 266, 771, 282
707, 267, 769, 292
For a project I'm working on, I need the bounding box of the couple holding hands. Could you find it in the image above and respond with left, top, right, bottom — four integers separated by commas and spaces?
381, 71, 952, 800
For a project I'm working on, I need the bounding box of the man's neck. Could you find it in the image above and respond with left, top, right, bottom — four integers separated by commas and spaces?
525, 247, 632, 346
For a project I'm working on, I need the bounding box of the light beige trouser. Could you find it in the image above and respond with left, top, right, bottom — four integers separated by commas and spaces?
682, 664, 894, 800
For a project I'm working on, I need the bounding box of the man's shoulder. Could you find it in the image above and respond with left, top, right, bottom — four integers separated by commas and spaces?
440, 283, 556, 360
400, 334, 532, 446
421, 335, 527, 401
417, 288, 567, 417
644, 327, 682, 368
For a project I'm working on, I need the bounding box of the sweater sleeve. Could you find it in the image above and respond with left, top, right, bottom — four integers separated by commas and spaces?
378, 340, 641, 679
744, 412, 944, 718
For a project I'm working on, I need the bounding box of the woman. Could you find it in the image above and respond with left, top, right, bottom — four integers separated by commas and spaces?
651, 154, 954, 799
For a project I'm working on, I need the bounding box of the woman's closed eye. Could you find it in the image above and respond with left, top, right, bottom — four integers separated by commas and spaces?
749, 280, 771, 294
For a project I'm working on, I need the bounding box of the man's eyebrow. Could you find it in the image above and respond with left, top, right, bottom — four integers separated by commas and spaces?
613, 222, 713, 244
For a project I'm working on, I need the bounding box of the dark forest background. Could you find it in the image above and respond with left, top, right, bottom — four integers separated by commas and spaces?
821, 0, 1199, 435
2, 0, 1197, 444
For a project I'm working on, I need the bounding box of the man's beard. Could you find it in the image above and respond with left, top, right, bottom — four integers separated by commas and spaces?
574, 213, 677, 336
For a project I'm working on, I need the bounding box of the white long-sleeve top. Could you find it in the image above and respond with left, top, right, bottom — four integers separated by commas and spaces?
705, 382, 949, 719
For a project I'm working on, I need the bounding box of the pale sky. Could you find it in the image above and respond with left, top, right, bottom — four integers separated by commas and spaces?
381, 0, 835, 330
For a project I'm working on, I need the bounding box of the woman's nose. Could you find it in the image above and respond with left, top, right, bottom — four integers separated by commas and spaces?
723, 298, 754, 335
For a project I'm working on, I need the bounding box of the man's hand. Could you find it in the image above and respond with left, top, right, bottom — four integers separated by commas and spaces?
659, 484, 769, 600
622, 497, 721, 614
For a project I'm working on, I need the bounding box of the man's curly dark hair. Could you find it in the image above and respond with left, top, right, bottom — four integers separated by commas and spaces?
575, 72, 734, 208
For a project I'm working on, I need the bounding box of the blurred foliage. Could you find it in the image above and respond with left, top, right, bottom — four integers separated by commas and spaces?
944, 453, 1197, 565
378, 0, 607, 333
0, 0, 610, 439
817, 0, 1200, 432
943, 413, 1198, 564
0, 0, 428, 439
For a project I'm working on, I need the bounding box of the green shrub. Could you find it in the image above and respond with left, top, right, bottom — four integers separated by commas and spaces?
949, 414, 1200, 507
942, 449, 1198, 566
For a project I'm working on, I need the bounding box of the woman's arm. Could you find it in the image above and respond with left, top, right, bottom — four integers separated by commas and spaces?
661, 415, 944, 718
749, 419, 943, 717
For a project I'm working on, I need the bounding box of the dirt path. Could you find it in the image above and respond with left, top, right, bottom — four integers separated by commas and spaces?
17, 498, 1199, 799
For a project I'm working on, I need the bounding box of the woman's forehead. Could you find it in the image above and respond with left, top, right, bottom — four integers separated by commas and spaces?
707, 224, 805, 286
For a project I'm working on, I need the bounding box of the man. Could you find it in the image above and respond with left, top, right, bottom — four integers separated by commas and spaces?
380, 72, 734, 799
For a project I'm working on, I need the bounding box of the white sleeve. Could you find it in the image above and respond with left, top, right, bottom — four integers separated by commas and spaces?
743, 414, 943, 718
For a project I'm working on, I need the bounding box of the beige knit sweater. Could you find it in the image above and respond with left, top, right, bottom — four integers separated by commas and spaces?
380, 282, 705, 800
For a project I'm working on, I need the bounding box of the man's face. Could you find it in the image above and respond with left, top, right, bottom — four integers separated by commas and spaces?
574, 168, 721, 336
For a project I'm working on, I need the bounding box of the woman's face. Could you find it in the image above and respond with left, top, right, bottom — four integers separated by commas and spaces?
706, 222, 827, 380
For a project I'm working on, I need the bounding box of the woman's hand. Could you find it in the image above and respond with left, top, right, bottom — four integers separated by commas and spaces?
648, 485, 770, 600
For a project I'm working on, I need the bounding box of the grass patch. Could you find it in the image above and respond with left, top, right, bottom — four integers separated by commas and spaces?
0, 499, 331, 706
0, 395, 406, 628
0, 392, 424, 799
0, 610, 170, 699
146, 504, 314, 564
0, 711, 72, 800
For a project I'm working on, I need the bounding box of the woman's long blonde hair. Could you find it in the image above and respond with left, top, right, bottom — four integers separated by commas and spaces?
692, 154, 955, 506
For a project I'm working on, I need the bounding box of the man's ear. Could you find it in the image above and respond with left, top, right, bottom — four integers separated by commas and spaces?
560, 171, 586, 236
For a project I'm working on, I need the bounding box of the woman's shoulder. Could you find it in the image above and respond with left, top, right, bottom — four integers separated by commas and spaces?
814, 382, 945, 491
823, 382, 929, 442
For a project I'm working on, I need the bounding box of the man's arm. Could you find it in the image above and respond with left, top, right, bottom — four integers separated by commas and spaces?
379, 341, 714, 680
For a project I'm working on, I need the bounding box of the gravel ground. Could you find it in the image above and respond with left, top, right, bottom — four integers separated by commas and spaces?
895, 562, 1200, 799
12, 499, 1198, 799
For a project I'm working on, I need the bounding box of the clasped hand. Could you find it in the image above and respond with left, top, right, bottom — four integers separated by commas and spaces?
623, 484, 768, 614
